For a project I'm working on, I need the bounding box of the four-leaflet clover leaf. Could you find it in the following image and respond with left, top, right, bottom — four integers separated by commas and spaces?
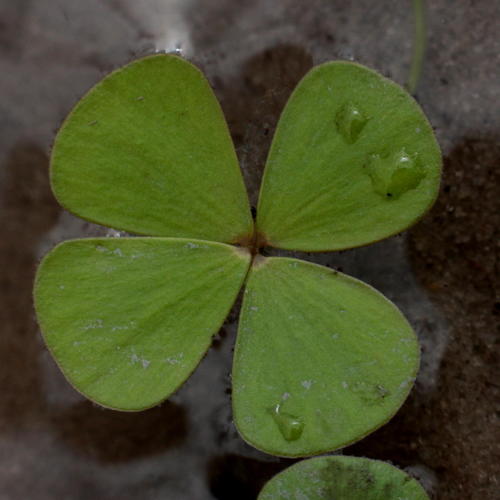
34, 54, 441, 458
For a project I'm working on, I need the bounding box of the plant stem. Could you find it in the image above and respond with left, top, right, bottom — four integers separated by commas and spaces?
407, 0, 426, 95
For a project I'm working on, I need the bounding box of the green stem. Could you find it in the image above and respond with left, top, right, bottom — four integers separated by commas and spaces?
407, 0, 426, 94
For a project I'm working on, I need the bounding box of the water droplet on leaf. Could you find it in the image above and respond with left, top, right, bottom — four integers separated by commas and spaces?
350, 381, 390, 404
269, 404, 304, 441
364, 148, 425, 199
335, 103, 368, 144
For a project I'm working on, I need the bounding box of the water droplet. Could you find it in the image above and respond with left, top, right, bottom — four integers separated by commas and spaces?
269, 404, 304, 441
364, 148, 426, 199
350, 381, 390, 404
106, 229, 126, 238
172, 42, 183, 56
335, 103, 368, 144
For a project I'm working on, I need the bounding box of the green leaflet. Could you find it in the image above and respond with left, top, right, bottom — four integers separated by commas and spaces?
34, 238, 250, 410
233, 257, 418, 457
258, 456, 429, 500
256, 61, 441, 251
51, 55, 253, 243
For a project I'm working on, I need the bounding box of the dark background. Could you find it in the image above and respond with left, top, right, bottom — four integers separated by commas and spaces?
0, 1, 498, 498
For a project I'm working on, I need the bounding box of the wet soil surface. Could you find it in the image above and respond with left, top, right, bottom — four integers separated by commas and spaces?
0, 1, 498, 499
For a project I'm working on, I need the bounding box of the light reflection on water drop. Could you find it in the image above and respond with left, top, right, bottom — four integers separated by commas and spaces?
269, 403, 304, 441
335, 102, 368, 144
364, 148, 426, 199
350, 381, 390, 404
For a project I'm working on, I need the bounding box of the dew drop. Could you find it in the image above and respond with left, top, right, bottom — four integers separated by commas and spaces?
335, 102, 368, 144
364, 148, 426, 199
350, 381, 390, 404
269, 404, 304, 441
